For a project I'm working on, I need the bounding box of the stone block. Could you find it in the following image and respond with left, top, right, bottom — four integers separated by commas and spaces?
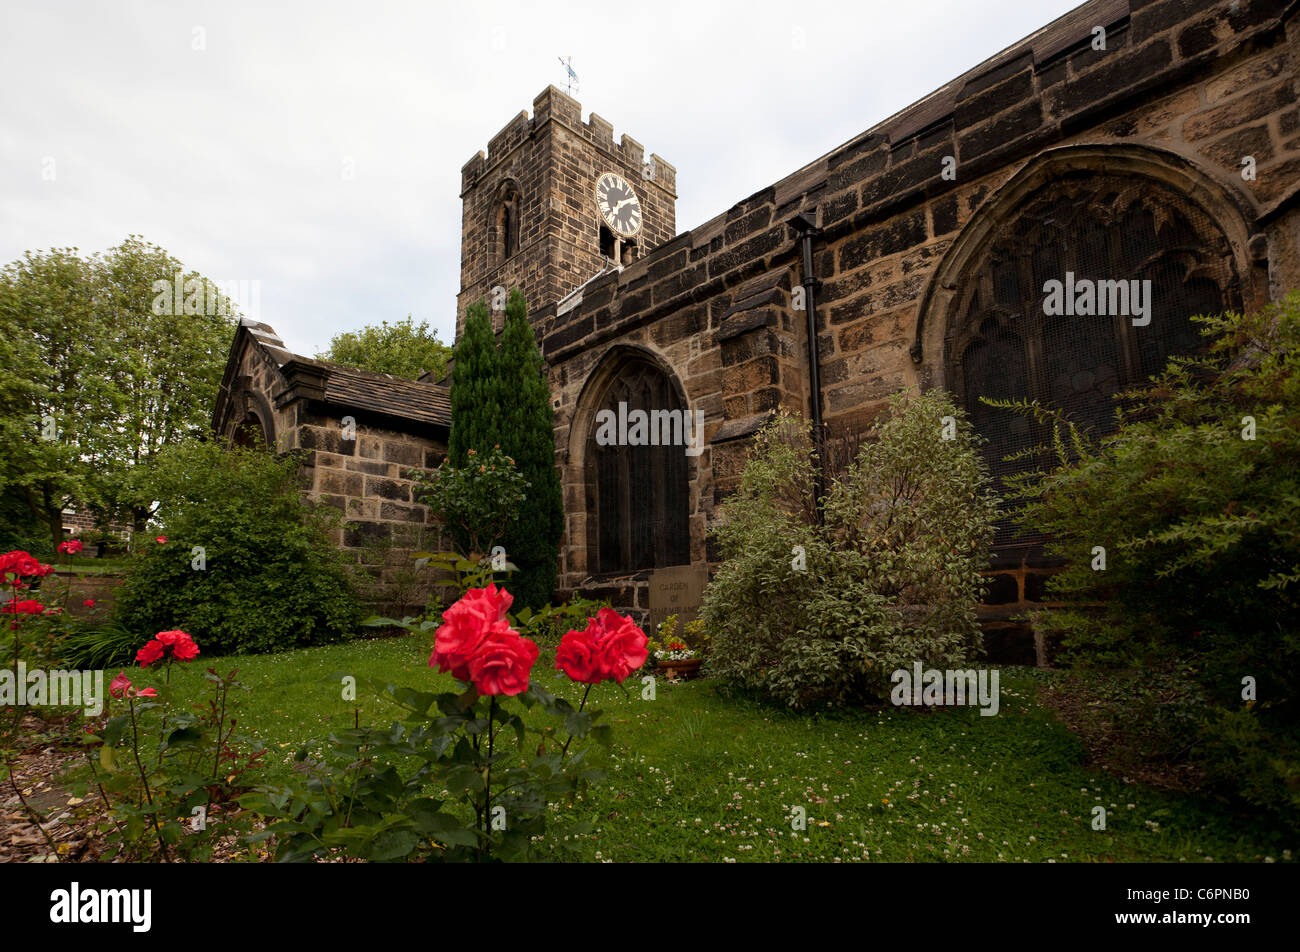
319, 470, 364, 497
383, 440, 424, 467
365, 476, 412, 502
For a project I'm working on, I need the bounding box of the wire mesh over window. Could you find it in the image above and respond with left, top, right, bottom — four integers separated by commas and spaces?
945, 172, 1241, 552
591, 360, 691, 573
492, 181, 522, 264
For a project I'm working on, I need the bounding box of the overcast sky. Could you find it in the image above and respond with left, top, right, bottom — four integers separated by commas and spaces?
1, 0, 1083, 357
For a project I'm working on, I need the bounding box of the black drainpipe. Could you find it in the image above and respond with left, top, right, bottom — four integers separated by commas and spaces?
788, 210, 826, 509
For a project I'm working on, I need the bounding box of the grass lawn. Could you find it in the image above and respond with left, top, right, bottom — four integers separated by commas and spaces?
113, 633, 1294, 863
49, 557, 133, 575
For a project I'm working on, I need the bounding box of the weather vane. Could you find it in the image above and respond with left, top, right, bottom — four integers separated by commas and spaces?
557, 56, 578, 96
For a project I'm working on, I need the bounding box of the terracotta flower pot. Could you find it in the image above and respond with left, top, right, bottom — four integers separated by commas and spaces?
655, 657, 703, 680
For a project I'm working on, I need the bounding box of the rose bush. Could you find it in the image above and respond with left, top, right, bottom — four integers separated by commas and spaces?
0, 550, 53, 588
85, 629, 266, 861
245, 586, 647, 862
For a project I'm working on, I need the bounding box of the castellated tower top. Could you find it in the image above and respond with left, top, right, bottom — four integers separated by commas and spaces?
456, 85, 676, 340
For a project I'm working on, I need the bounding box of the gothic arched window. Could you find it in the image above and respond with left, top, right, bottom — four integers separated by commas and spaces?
493, 181, 522, 264
587, 357, 691, 573
945, 171, 1241, 549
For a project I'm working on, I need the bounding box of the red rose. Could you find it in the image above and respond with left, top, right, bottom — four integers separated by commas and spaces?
467, 625, 538, 696
137, 629, 200, 666
1, 599, 45, 615
155, 536, 167, 544
57, 540, 83, 555
464, 582, 513, 623
0, 550, 52, 584
590, 607, 649, 683
556, 608, 648, 685
109, 671, 156, 700
83, 599, 95, 608
156, 629, 200, 661
555, 628, 603, 684
430, 583, 513, 680
136, 640, 165, 666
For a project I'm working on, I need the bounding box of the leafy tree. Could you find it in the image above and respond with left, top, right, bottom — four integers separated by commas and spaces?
99, 236, 239, 529
0, 238, 238, 546
497, 290, 564, 609
439, 292, 563, 608
0, 248, 116, 549
447, 301, 503, 466
321, 316, 451, 381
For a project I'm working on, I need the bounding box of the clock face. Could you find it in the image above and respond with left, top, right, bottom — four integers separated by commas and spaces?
595, 171, 643, 238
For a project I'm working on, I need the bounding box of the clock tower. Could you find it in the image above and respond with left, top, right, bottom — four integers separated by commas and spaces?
456, 85, 676, 337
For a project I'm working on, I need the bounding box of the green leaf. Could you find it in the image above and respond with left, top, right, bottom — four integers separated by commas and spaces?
163, 726, 202, 748
443, 764, 484, 795
564, 711, 593, 737
368, 828, 419, 862
102, 715, 129, 749
421, 813, 479, 848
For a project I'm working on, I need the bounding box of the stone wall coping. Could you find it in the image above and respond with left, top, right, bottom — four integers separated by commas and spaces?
710, 411, 775, 445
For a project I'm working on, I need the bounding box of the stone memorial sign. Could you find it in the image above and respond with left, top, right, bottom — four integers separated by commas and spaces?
647, 564, 707, 636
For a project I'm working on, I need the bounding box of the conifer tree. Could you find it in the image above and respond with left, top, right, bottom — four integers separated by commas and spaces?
447, 300, 502, 467
496, 289, 564, 608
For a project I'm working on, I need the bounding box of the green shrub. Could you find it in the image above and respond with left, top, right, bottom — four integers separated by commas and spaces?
412, 447, 529, 557
991, 293, 1300, 826
0, 487, 53, 559
701, 391, 999, 708
114, 440, 363, 655
59, 620, 141, 669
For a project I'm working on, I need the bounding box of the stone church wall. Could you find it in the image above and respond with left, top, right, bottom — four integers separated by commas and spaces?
534, 0, 1300, 650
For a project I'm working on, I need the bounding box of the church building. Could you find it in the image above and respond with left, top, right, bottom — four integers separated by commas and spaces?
213, 0, 1300, 660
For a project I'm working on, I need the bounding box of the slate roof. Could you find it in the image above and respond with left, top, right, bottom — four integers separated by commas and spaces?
212, 318, 451, 433
320, 362, 451, 427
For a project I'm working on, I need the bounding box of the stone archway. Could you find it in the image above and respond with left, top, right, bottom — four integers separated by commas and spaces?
232, 410, 269, 448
